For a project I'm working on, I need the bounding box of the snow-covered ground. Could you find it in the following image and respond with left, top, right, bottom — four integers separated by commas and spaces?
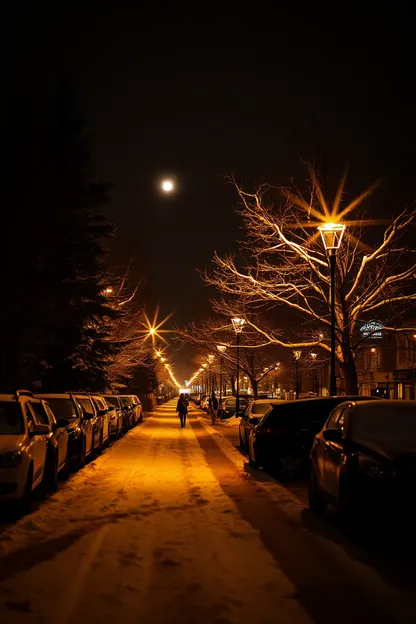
0, 401, 313, 624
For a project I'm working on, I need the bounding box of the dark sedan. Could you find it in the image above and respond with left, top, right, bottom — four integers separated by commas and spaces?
309, 400, 416, 520
248, 396, 379, 480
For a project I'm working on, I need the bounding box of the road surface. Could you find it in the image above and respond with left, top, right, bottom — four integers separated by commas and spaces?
0, 401, 415, 624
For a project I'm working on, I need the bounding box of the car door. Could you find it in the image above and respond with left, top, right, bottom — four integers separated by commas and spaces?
93, 396, 109, 440
43, 401, 67, 470
24, 403, 48, 485
322, 408, 346, 498
74, 397, 95, 453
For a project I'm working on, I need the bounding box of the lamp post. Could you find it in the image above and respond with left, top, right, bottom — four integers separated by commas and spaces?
318, 222, 346, 396
310, 352, 318, 396
216, 345, 227, 404
274, 363, 280, 397
231, 317, 246, 415
293, 350, 302, 398
207, 354, 215, 395
202, 363, 208, 396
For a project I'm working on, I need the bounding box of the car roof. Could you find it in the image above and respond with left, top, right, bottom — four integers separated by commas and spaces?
36, 393, 73, 399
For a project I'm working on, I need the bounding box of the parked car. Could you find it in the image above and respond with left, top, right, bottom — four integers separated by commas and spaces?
28, 397, 70, 488
102, 395, 128, 433
218, 396, 249, 419
89, 395, 111, 447
239, 399, 285, 451
248, 396, 379, 480
73, 394, 103, 452
117, 396, 136, 428
36, 393, 95, 469
200, 396, 210, 412
100, 396, 123, 438
0, 390, 51, 506
119, 394, 143, 425
309, 400, 416, 520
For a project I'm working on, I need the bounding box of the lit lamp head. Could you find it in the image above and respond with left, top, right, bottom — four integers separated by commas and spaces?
318, 222, 346, 254
217, 345, 227, 354
310, 352, 318, 360
231, 317, 246, 333
275, 362, 280, 370
161, 357, 166, 362
202, 363, 207, 368
207, 354, 215, 364
293, 350, 302, 361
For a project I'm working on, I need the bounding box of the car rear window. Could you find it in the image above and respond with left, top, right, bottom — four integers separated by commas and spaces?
350, 404, 416, 442
119, 397, 132, 407
39, 398, 78, 420
104, 396, 120, 408
252, 403, 271, 415
0, 402, 24, 434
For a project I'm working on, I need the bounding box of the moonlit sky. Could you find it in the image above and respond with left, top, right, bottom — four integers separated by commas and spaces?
6, 4, 415, 379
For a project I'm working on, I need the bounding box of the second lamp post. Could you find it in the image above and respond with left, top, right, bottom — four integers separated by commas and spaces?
231, 317, 246, 415
318, 222, 346, 396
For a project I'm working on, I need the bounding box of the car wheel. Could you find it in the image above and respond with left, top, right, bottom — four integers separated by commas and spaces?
19, 463, 33, 512
60, 452, 70, 481
277, 453, 304, 481
248, 447, 258, 468
339, 477, 360, 524
78, 438, 86, 470
45, 452, 59, 492
308, 473, 326, 513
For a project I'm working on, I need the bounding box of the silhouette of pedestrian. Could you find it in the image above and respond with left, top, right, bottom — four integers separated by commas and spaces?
176, 394, 188, 428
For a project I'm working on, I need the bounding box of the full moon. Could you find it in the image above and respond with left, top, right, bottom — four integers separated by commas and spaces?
161, 179, 174, 193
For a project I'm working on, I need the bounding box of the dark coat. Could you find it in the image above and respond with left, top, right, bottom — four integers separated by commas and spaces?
176, 397, 188, 415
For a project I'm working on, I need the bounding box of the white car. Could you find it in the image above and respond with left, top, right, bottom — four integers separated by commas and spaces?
0, 390, 51, 505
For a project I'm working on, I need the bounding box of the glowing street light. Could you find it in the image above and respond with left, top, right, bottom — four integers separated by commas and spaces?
104, 287, 113, 295
317, 221, 346, 395
231, 317, 246, 416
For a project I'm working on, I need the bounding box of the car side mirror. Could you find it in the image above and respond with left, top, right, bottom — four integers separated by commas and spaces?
56, 418, 70, 428
31, 423, 51, 436
83, 411, 94, 420
323, 428, 343, 443
248, 417, 260, 425
97, 409, 107, 416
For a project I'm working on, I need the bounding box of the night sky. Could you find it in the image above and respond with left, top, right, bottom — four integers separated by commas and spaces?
6, 3, 415, 379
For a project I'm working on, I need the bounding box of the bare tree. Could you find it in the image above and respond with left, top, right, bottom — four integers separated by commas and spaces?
204, 171, 416, 393
176, 317, 280, 398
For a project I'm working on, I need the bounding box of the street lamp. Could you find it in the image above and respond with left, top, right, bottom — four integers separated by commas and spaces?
310, 352, 318, 396
318, 222, 346, 395
274, 363, 280, 397
293, 350, 302, 398
231, 317, 246, 415
216, 345, 227, 403
207, 354, 215, 395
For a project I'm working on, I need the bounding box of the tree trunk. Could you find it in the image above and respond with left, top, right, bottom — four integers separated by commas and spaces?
339, 347, 359, 394
250, 377, 258, 399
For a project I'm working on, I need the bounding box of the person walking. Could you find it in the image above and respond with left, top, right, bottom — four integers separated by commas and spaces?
176, 394, 188, 428
210, 391, 219, 425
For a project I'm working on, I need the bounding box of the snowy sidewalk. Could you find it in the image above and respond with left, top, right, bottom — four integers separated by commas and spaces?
0, 400, 312, 624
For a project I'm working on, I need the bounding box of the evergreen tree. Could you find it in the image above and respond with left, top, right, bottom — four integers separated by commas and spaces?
1, 82, 115, 391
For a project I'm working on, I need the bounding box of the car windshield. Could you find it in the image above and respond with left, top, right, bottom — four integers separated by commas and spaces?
252, 403, 271, 415
104, 396, 120, 408
351, 405, 416, 442
0, 402, 24, 434
45, 398, 78, 420
119, 397, 131, 407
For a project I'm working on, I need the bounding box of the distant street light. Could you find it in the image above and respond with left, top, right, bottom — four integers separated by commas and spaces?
293, 350, 302, 398
318, 222, 346, 395
104, 287, 113, 295
216, 345, 227, 403
231, 317, 246, 416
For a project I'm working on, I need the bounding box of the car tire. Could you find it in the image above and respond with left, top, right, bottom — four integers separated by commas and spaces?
248, 448, 258, 469
78, 438, 86, 470
45, 452, 59, 492
60, 453, 70, 481
308, 473, 326, 513
19, 463, 33, 512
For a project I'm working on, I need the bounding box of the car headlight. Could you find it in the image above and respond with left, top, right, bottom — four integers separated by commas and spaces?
0, 451, 23, 468
358, 457, 394, 479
